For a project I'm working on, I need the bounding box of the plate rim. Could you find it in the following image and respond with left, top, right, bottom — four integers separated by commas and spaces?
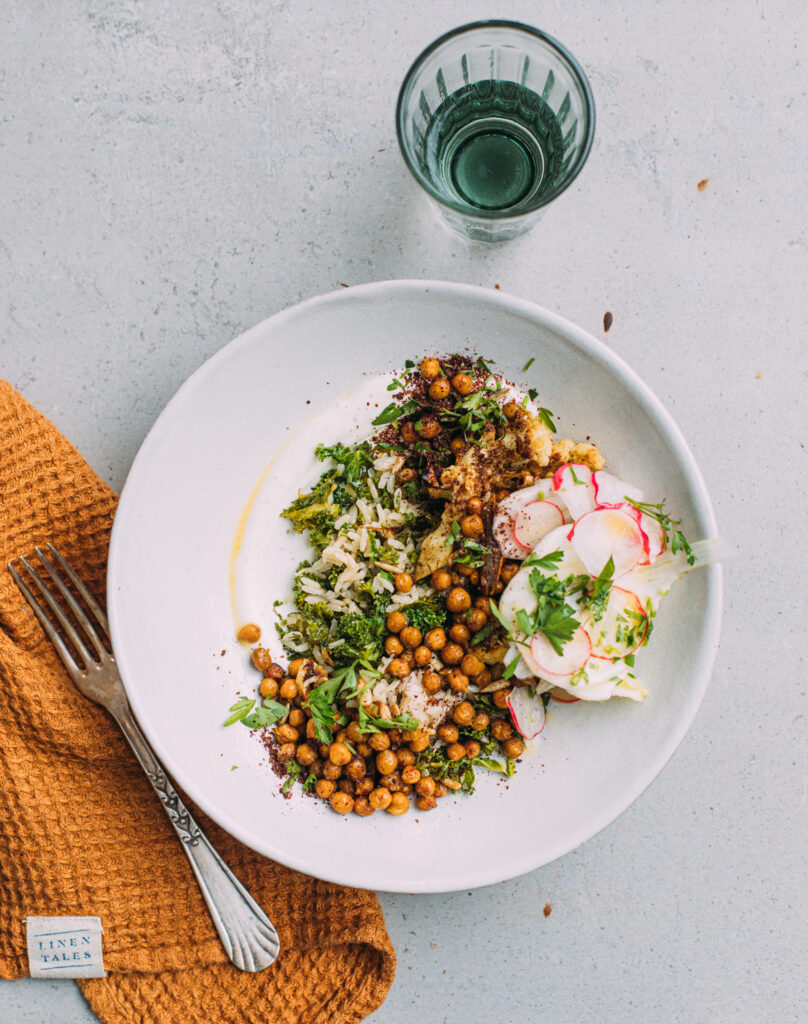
108, 279, 723, 892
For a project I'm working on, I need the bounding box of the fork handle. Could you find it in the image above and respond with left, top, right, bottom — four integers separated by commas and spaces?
113, 703, 280, 972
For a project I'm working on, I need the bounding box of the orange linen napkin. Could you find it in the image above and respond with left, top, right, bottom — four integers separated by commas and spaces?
0, 381, 396, 1023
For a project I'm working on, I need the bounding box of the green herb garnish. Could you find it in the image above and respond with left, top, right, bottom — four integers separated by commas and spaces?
624, 498, 695, 565
537, 406, 556, 431
523, 357, 535, 371
371, 399, 420, 426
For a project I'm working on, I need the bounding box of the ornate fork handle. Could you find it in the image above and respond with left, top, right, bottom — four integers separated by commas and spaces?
115, 703, 280, 972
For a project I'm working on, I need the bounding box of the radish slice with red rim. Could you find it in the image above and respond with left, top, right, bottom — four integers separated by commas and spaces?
549, 687, 580, 703
551, 463, 596, 521
592, 470, 643, 507
569, 507, 646, 578
585, 586, 648, 660
493, 484, 546, 559
513, 500, 564, 549
529, 625, 591, 678
507, 688, 546, 739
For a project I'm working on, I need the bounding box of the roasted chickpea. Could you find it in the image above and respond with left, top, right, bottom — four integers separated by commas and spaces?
440, 642, 464, 666
279, 678, 298, 701
428, 377, 451, 401
259, 677, 279, 699
490, 718, 514, 741
368, 731, 391, 751
502, 736, 525, 758
376, 749, 398, 775
424, 628, 447, 651
422, 670, 443, 693
356, 742, 373, 758
416, 415, 441, 439
413, 645, 432, 667
288, 658, 305, 677
416, 795, 438, 811
295, 743, 317, 767
355, 776, 374, 796
449, 436, 468, 456
452, 701, 475, 727
397, 466, 418, 484
446, 742, 466, 762
318, 742, 331, 759
400, 765, 421, 785
387, 792, 410, 815
447, 669, 469, 692
388, 729, 403, 745
322, 760, 342, 781
467, 496, 483, 515
451, 372, 474, 395
455, 562, 475, 578
386, 610, 407, 633
438, 723, 460, 744
398, 625, 421, 650
420, 357, 441, 380
237, 622, 261, 643
471, 711, 490, 732
369, 787, 392, 810
394, 572, 413, 593
380, 771, 403, 793
477, 668, 492, 688
388, 657, 410, 678
446, 587, 472, 613
288, 708, 305, 728
415, 776, 436, 798
304, 719, 319, 741
503, 401, 521, 420
397, 748, 416, 767
353, 796, 374, 816
344, 756, 367, 780
328, 741, 352, 766
400, 420, 417, 444
337, 778, 356, 796
460, 653, 485, 677
278, 742, 297, 762
501, 562, 519, 583
384, 634, 404, 656
315, 778, 336, 799
460, 514, 484, 539
330, 791, 354, 815
449, 623, 471, 644
434, 782, 449, 798
466, 607, 488, 631
408, 732, 431, 753
344, 719, 362, 743
251, 646, 272, 672
492, 687, 512, 708
431, 569, 452, 591
464, 739, 481, 758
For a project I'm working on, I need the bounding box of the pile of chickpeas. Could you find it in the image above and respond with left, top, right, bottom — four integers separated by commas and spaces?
237, 356, 536, 817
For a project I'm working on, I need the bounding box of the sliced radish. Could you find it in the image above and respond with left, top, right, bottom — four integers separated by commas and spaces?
513, 500, 564, 549
585, 586, 648, 660
507, 688, 546, 739
551, 463, 596, 521
569, 507, 646, 578
592, 470, 643, 507
529, 625, 591, 678
637, 514, 665, 563
549, 687, 580, 703
493, 484, 546, 559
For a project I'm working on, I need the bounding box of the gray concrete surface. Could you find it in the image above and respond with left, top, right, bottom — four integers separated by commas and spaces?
1, 1, 806, 1022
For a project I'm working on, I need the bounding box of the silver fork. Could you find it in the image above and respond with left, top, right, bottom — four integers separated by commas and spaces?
8, 544, 280, 973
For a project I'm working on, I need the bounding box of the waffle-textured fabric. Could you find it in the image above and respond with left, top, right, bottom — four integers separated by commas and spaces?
0, 382, 396, 1023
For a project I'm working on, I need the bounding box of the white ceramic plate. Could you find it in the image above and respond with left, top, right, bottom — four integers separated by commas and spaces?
108, 280, 722, 893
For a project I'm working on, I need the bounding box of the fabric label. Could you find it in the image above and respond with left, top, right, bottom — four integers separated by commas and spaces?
25, 916, 106, 978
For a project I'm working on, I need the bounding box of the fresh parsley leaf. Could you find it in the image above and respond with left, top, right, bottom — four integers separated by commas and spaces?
624, 498, 695, 565
404, 359, 415, 369
281, 761, 302, 794
387, 377, 404, 391
585, 556, 614, 621
523, 550, 564, 572
304, 663, 357, 744
527, 568, 579, 656
537, 407, 556, 431
243, 698, 288, 729
470, 622, 493, 646
371, 399, 420, 426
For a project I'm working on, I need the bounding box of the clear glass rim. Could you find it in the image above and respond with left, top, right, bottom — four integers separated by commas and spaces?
395, 19, 596, 220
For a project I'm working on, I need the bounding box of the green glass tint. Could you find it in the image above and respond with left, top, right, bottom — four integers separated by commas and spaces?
397, 21, 595, 242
